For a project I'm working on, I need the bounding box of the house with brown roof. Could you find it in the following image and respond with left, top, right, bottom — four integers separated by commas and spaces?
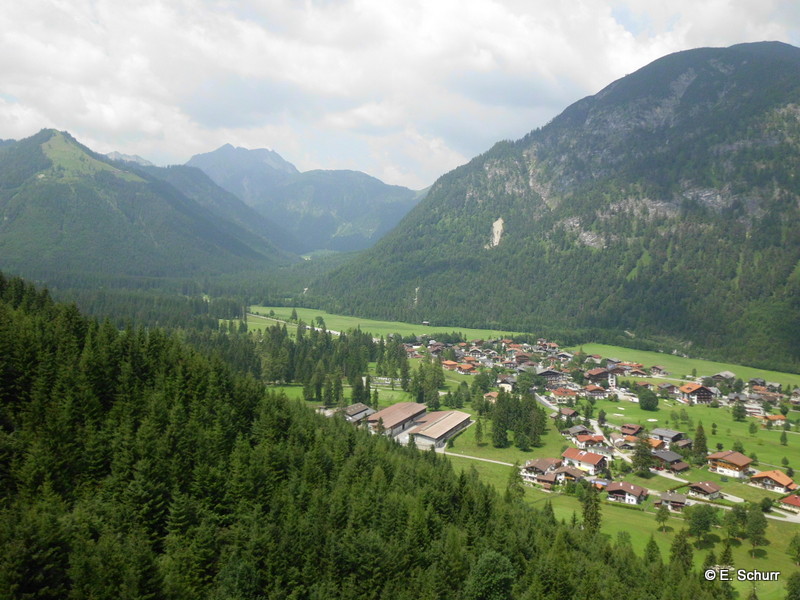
650, 365, 668, 376
553, 465, 586, 484
757, 414, 787, 427
552, 387, 578, 400
521, 458, 562, 486
612, 434, 640, 450
620, 423, 643, 436
574, 434, 606, 449
583, 384, 607, 399
688, 481, 722, 499
750, 470, 798, 493
558, 406, 579, 418
606, 481, 648, 505
561, 448, 607, 475
679, 383, 714, 404
483, 391, 499, 403
656, 491, 687, 512
707, 450, 753, 479
367, 402, 427, 437
585, 367, 609, 382
561, 424, 592, 437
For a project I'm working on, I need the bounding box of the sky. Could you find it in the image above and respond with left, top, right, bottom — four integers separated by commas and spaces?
1, 1, 799, 189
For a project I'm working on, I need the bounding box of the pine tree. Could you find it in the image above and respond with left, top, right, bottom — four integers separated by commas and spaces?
693, 422, 708, 459
505, 463, 525, 502
580, 486, 601, 535
746, 505, 767, 557
643, 534, 662, 565
789, 533, 800, 565
474, 419, 484, 446
632, 436, 654, 475
720, 539, 733, 567
669, 529, 693, 573
786, 572, 800, 600
656, 503, 670, 531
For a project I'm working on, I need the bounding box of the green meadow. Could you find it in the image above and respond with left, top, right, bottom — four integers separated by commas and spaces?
443, 454, 799, 600
572, 343, 800, 389
587, 396, 799, 469
249, 305, 526, 340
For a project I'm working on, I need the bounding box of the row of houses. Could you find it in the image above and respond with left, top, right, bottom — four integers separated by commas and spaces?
520, 452, 723, 510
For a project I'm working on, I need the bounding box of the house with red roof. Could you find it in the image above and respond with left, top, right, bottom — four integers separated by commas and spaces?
780, 495, 800, 513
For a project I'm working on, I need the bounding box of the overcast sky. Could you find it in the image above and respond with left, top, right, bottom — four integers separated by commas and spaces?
2, 1, 799, 189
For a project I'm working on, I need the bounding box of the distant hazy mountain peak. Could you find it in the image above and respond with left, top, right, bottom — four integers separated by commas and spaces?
191, 144, 299, 176
106, 151, 154, 167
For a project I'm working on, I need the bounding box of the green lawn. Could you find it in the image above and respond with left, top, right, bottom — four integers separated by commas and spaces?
590, 396, 799, 469
444, 454, 798, 600
572, 343, 800, 389
250, 305, 526, 340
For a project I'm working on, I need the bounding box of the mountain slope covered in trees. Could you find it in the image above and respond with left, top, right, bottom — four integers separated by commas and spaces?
0, 273, 724, 599
188, 145, 423, 253
319, 41, 800, 371
0, 130, 296, 283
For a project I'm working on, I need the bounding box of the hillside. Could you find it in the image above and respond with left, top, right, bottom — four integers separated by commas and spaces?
319, 41, 800, 371
0, 273, 723, 599
0, 130, 295, 282
188, 145, 422, 253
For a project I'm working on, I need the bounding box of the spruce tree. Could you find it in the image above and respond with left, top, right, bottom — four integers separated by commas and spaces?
580, 486, 601, 535
693, 422, 708, 459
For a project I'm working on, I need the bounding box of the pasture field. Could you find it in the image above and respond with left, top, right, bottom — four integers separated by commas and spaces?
443, 453, 799, 600
587, 397, 799, 469
571, 343, 800, 389
249, 305, 526, 340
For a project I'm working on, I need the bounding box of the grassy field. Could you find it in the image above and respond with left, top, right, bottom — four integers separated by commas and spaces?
587, 396, 799, 469
572, 343, 800, 389
249, 305, 526, 340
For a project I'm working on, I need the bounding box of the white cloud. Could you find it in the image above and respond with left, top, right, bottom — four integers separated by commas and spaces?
0, 0, 798, 187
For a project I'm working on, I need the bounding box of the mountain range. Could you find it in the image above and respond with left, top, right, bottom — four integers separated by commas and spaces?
0, 129, 422, 285
0, 129, 295, 282
319, 41, 800, 369
187, 145, 423, 253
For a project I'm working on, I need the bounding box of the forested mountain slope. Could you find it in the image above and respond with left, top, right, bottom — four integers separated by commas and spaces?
320, 42, 800, 370
0, 130, 295, 282
0, 273, 723, 599
188, 145, 422, 253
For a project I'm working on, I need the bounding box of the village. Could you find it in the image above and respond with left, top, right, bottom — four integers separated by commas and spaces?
327, 335, 800, 520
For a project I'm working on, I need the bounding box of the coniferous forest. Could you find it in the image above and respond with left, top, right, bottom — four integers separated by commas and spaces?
0, 272, 726, 599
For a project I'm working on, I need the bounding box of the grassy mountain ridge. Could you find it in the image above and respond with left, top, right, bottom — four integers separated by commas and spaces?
318, 41, 800, 370
0, 130, 296, 282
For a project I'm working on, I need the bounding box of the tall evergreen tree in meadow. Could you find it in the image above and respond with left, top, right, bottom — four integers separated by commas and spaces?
632, 436, 654, 475
694, 422, 708, 459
